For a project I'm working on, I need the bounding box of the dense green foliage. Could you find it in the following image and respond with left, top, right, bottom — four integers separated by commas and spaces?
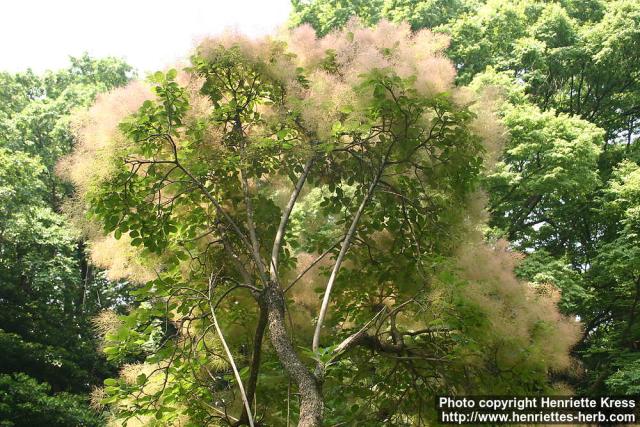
0, 55, 134, 426
291, 0, 640, 396
0, 373, 102, 427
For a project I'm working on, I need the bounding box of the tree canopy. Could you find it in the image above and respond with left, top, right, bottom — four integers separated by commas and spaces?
58, 21, 580, 426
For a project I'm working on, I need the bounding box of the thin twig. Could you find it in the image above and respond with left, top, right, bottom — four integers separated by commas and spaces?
207, 271, 255, 427
284, 239, 342, 293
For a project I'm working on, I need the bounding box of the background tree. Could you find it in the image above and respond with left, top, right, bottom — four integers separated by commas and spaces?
290, 0, 640, 396
62, 22, 578, 426
0, 55, 134, 426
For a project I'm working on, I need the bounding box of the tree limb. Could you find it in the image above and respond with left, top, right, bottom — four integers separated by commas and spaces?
312, 146, 392, 353
271, 155, 316, 284
207, 271, 255, 427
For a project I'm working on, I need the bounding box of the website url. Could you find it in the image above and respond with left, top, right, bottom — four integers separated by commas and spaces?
441, 410, 636, 424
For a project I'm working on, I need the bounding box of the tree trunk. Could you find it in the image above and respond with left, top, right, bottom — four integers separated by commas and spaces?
263, 284, 323, 426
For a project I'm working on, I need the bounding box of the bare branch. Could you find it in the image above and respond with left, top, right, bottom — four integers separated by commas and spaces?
207, 271, 255, 427
284, 238, 342, 294
312, 146, 392, 353
270, 155, 316, 284
329, 307, 387, 362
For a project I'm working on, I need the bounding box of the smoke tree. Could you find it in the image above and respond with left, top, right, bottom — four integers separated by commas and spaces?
291, 0, 640, 396
61, 21, 578, 426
